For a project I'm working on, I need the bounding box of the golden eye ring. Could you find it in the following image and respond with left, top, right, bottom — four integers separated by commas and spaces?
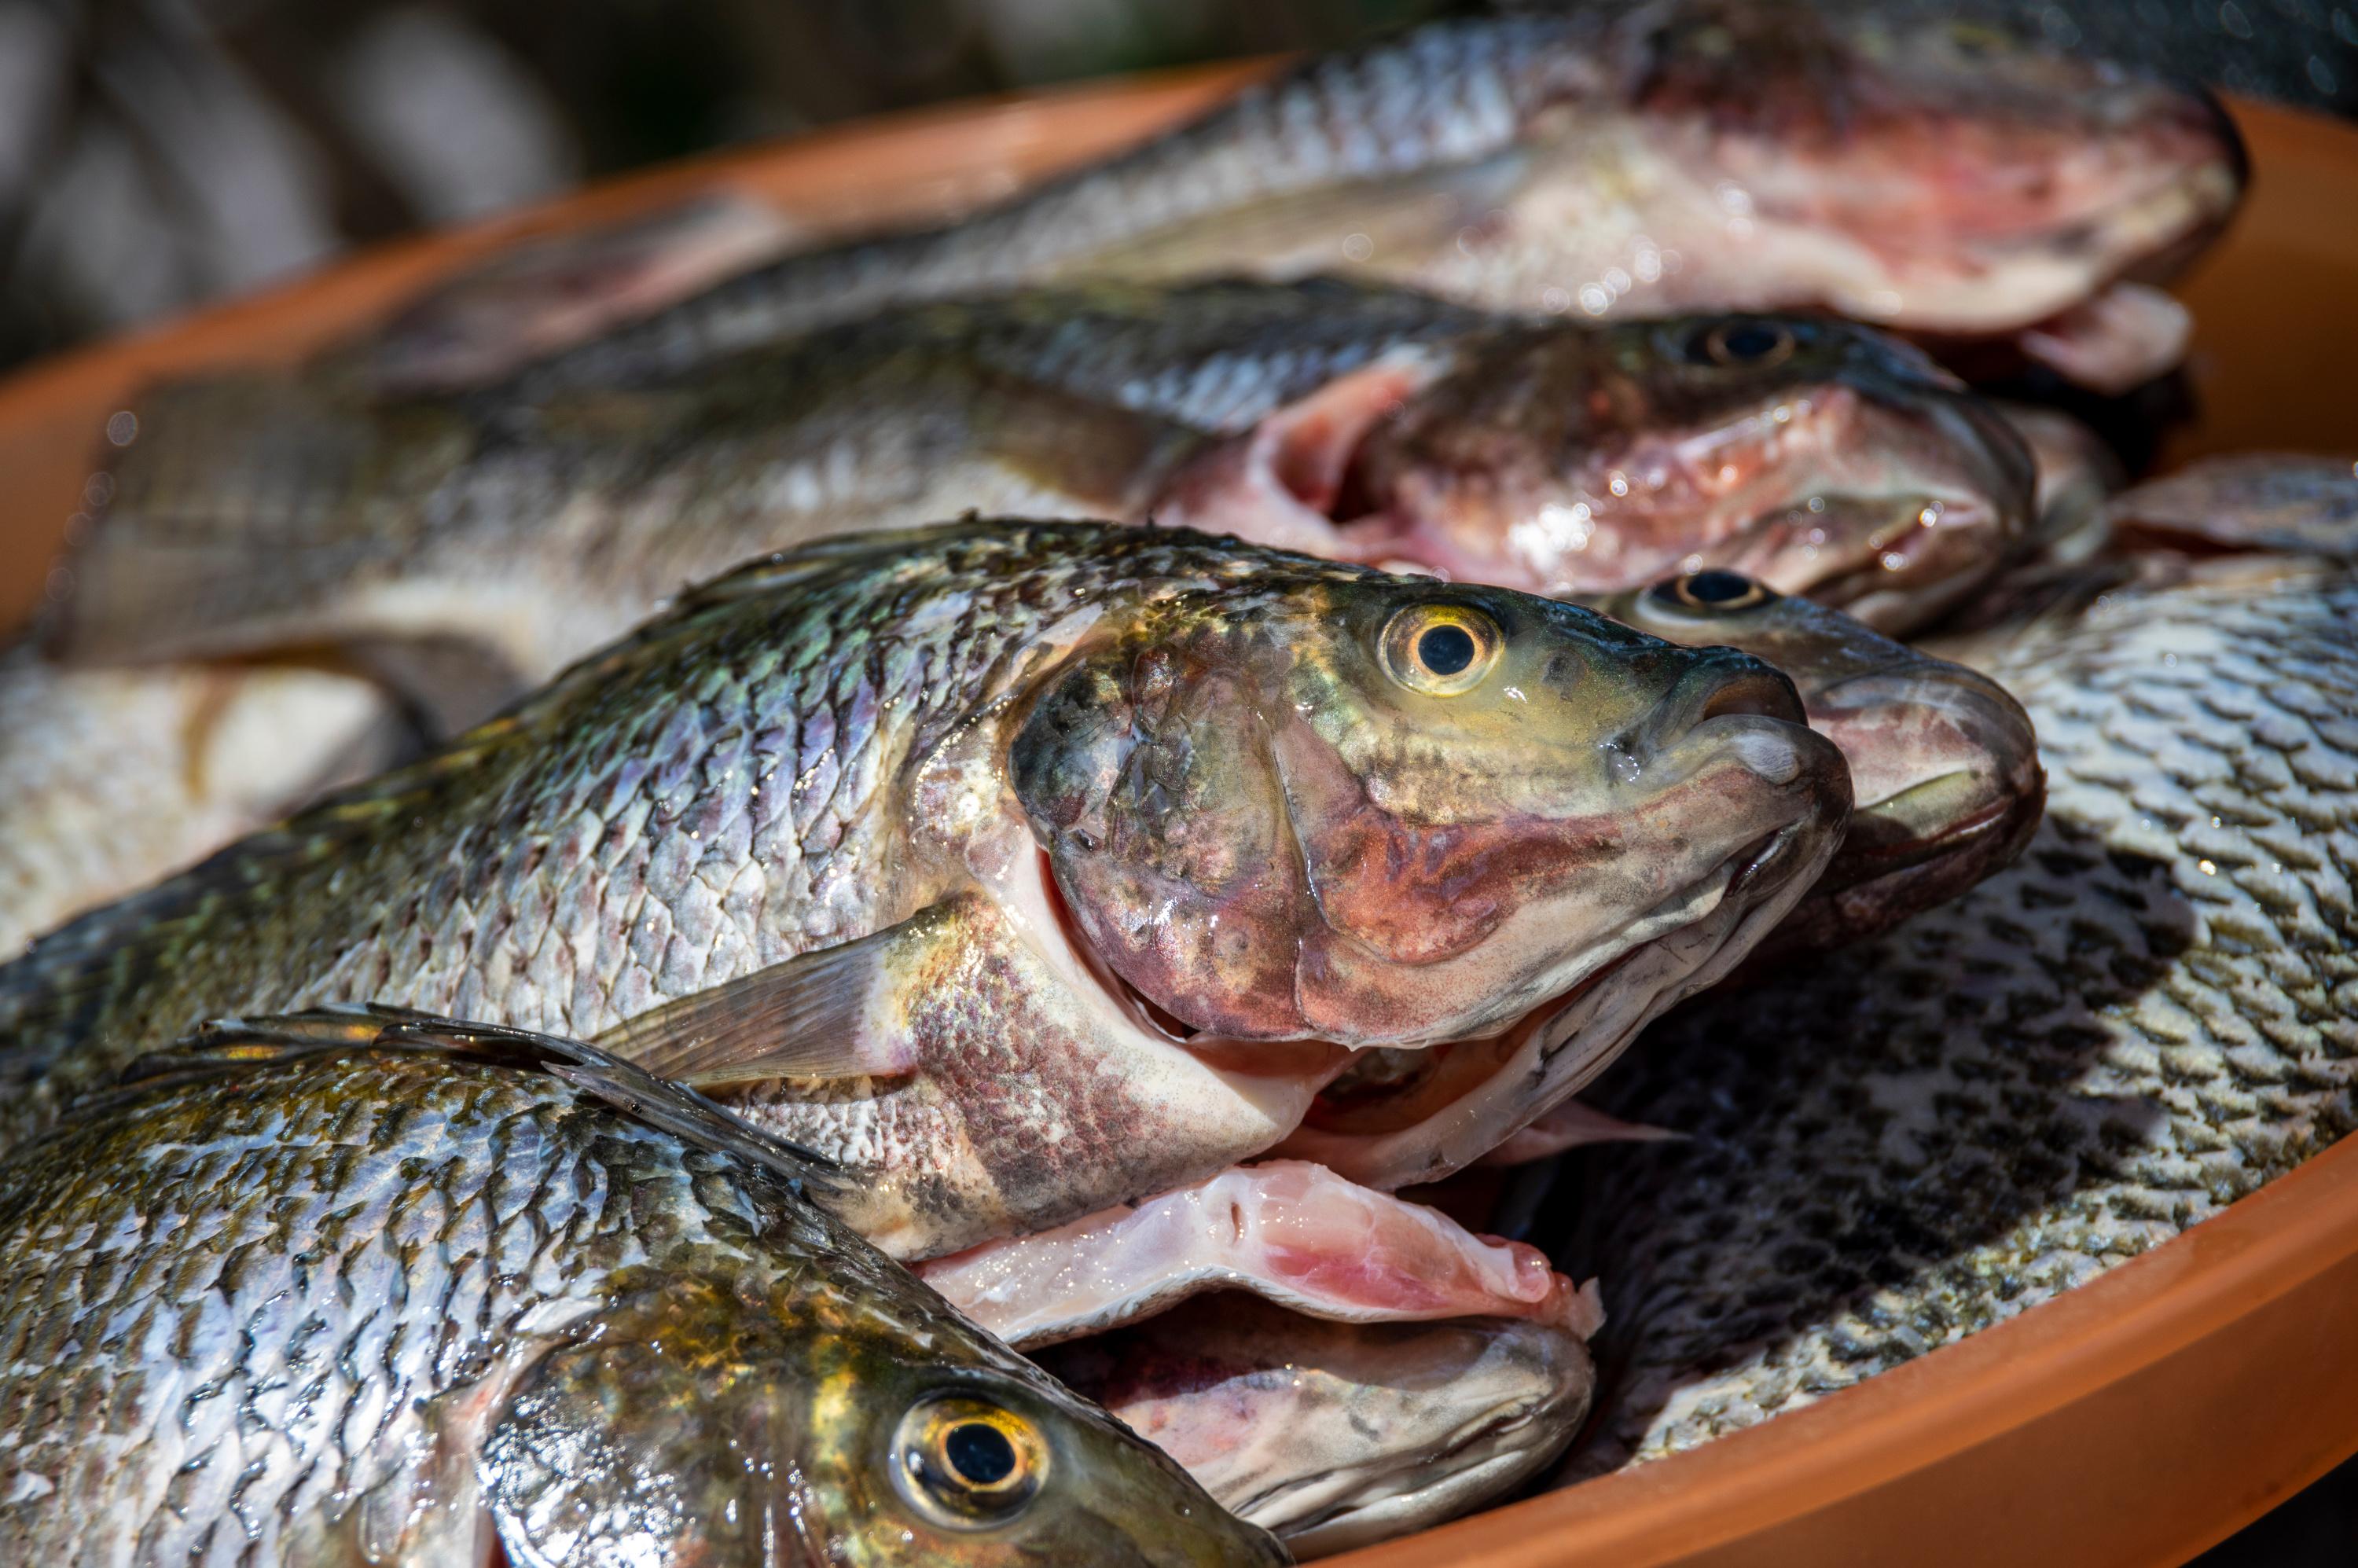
1380, 604, 1504, 696
891, 1394, 1049, 1529
1650, 569, 1775, 614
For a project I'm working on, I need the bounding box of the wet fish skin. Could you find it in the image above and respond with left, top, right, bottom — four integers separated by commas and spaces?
2, 521, 1844, 1259
437, 5, 2239, 395
1580, 571, 2042, 957
0, 1006, 1284, 1567
0, 645, 414, 953
65, 280, 2026, 712
1561, 561, 2358, 1473
1040, 1294, 1592, 1559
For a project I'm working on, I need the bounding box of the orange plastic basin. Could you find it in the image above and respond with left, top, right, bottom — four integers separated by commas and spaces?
1, 65, 2354, 1568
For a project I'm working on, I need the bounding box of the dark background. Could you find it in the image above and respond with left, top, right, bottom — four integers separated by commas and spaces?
0, 0, 2352, 1559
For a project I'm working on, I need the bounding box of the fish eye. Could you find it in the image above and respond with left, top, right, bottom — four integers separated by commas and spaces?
1651, 570, 1776, 614
1688, 321, 1798, 370
1380, 604, 1503, 696
892, 1394, 1048, 1529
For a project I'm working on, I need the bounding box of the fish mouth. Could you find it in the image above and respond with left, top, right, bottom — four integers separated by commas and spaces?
1273, 816, 1822, 1189
1820, 95, 2246, 338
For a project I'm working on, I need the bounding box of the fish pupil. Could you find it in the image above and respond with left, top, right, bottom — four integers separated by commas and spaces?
1684, 569, 1755, 604
1418, 624, 1478, 676
1716, 324, 1783, 361
946, 1422, 1018, 1486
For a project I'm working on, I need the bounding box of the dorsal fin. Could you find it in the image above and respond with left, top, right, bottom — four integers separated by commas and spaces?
105, 1002, 845, 1200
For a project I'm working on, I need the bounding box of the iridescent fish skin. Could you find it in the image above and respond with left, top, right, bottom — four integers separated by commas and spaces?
1040, 1294, 1592, 1559
1581, 571, 2042, 956
402, 5, 2240, 395
61, 281, 2024, 718
0, 1008, 1284, 1568
0, 644, 412, 953
1561, 561, 2358, 1475
2, 522, 1846, 1258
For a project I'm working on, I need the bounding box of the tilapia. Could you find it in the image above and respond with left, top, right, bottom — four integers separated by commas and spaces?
0, 1004, 1285, 1566
1557, 559, 2358, 1473
0, 646, 413, 953
1040, 1294, 1592, 1559
369, 4, 2242, 395
1, 521, 1848, 1258
2106, 453, 2358, 558
61, 280, 2029, 726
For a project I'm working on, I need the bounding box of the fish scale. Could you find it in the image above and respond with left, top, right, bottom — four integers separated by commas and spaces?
1567, 564, 2358, 1471
0, 1011, 1276, 1566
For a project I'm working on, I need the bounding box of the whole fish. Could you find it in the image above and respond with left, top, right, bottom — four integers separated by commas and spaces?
0, 646, 413, 953
1, 521, 1849, 1258
0, 1005, 1284, 1566
2105, 453, 2358, 558
1557, 559, 2358, 1473
1039, 1294, 1592, 1560
62, 281, 2029, 724
365, 4, 2242, 396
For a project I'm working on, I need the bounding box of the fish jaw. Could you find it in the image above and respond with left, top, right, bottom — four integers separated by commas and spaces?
1276, 707, 1850, 1189
915, 1159, 1600, 1350
1799, 663, 2045, 909
1039, 1294, 1593, 1559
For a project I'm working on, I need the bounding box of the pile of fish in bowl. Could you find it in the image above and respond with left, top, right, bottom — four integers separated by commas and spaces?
2, 5, 2351, 1562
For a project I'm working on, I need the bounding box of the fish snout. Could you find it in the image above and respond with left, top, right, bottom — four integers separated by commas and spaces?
1625, 648, 1809, 769
1810, 663, 2043, 877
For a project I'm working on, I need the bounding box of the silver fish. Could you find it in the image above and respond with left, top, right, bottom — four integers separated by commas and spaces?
0, 1005, 1286, 1567
1557, 558, 2358, 1473
374, 5, 2242, 396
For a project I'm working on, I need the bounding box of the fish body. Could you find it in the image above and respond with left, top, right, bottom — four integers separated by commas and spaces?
1563, 560, 2358, 1471
0, 1007, 1284, 1566
1041, 1294, 1592, 1559
381, 5, 2240, 395
64, 279, 2028, 724
2, 522, 1846, 1256
0, 647, 413, 953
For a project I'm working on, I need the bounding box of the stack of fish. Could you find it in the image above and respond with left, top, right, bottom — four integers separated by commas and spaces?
0, 4, 2348, 1564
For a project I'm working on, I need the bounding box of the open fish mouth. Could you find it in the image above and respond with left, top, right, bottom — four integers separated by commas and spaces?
1273, 817, 1822, 1190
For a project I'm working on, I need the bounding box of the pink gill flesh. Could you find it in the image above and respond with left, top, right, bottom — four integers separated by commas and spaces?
916, 1159, 1603, 1350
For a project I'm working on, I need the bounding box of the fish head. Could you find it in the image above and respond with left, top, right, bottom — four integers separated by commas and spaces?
1614, 1, 2246, 343
480, 1271, 1287, 1568
1040, 1294, 1592, 1557
1011, 567, 1849, 1068
1333, 315, 2035, 630
1596, 570, 2044, 949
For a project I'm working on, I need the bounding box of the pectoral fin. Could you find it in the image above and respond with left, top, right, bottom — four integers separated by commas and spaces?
593, 902, 974, 1086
